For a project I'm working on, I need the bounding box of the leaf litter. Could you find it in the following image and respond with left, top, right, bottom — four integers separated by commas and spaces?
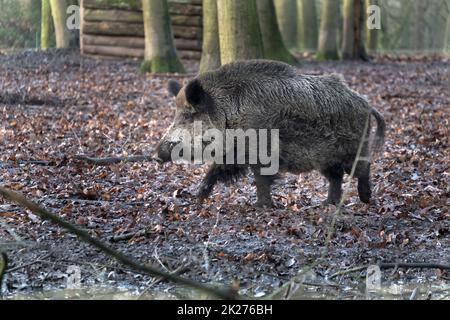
0, 50, 449, 299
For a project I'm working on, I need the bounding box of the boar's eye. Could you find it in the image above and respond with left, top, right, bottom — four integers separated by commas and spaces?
181, 111, 195, 122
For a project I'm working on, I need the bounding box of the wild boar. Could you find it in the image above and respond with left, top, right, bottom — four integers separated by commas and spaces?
155, 60, 385, 207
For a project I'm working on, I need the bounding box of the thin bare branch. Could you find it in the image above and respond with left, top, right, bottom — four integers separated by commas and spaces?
74, 155, 153, 165
0, 186, 239, 300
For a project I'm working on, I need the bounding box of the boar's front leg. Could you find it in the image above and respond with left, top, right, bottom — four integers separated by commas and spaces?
197, 163, 248, 204
197, 163, 222, 203
321, 164, 344, 205
251, 167, 276, 208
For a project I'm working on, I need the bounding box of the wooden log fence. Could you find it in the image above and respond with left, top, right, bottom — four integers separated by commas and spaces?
80, 0, 203, 61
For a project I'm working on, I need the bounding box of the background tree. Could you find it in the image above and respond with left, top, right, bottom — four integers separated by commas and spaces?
274, 0, 298, 50
317, 0, 340, 60
446, 1, 450, 51
341, 0, 368, 60
140, 0, 184, 73
297, 0, 318, 51
365, 0, 379, 52
257, 0, 297, 64
379, 0, 413, 51
50, 0, 70, 48
217, 0, 263, 64
424, 0, 448, 51
19, 0, 39, 21
41, 0, 52, 50
413, 0, 428, 51
199, 0, 221, 73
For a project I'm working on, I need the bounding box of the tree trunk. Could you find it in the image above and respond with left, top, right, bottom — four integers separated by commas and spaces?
257, 0, 297, 64
50, 0, 71, 48
41, 0, 52, 50
413, 0, 427, 51
199, 0, 221, 73
140, 0, 185, 73
19, 0, 35, 20
297, 0, 318, 51
428, 1, 447, 51
365, 0, 378, 52
274, 0, 297, 50
217, 0, 264, 65
317, 0, 340, 60
446, 7, 450, 52
341, 0, 368, 60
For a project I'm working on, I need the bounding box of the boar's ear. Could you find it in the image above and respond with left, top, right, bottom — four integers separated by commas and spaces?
185, 79, 212, 112
168, 79, 182, 97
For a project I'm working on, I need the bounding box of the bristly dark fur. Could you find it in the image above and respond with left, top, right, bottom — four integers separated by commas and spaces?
158, 59, 386, 207
213, 164, 249, 185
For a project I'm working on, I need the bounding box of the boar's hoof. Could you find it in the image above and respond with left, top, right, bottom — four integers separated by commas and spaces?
196, 194, 207, 205
358, 186, 371, 203
197, 187, 212, 204
359, 194, 371, 204
323, 198, 340, 206
255, 199, 274, 208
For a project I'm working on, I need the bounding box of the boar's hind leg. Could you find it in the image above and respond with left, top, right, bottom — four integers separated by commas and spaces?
356, 160, 371, 203
251, 167, 275, 208
343, 158, 371, 204
321, 164, 344, 205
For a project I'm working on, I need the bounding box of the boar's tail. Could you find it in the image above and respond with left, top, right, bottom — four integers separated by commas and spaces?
370, 107, 386, 151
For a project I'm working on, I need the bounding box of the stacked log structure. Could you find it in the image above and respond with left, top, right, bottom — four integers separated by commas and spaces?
81, 0, 203, 61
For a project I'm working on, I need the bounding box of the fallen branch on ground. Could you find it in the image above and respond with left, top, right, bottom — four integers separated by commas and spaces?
74, 155, 153, 165
329, 262, 450, 279
2, 155, 153, 168
109, 229, 154, 242
4, 254, 52, 273
378, 262, 450, 270
138, 264, 191, 299
328, 266, 366, 279
0, 186, 238, 300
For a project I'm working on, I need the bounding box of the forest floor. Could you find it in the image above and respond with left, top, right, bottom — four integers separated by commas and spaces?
0, 50, 449, 300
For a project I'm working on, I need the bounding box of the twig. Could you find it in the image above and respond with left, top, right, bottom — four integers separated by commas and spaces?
0, 219, 24, 243
138, 264, 191, 300
329, 262, 450, 280
4, 254, 52, 273
18, 160, 56, 166
43, 198, 145, 207
153, 248, 170, 272
329, 266, 368, 279
298, 203, 322, 212
203, 209, 221, 274
0, 186, 239, 300
109, 229, 154, 242
378, 262, 450, 270
74, 155, 153, 166
410, 287, 420, 300
295, 281, 342, 289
